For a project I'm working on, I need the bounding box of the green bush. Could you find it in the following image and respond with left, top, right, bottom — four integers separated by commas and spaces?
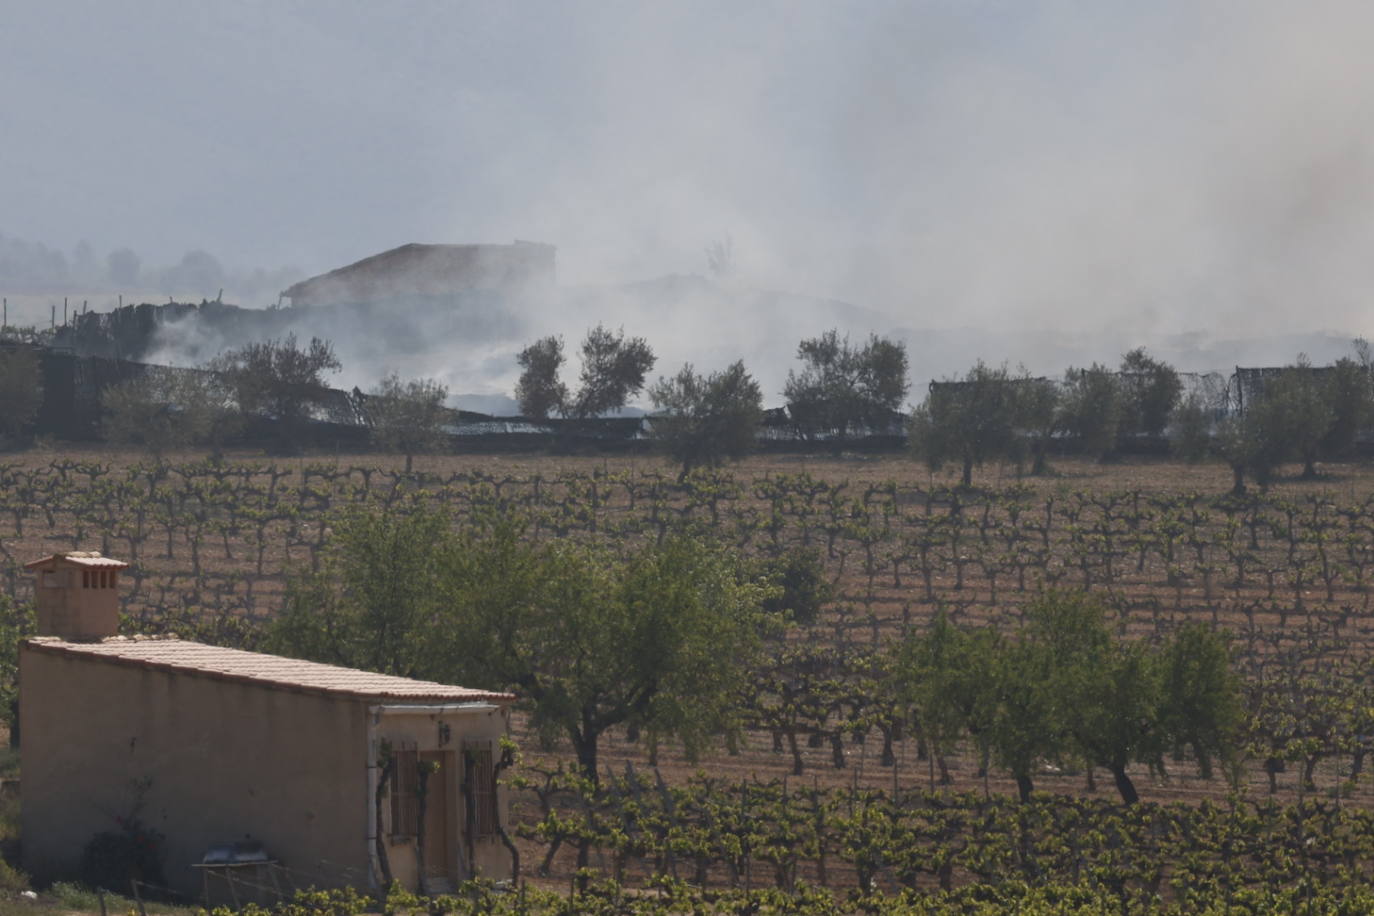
759, 547, 832, 626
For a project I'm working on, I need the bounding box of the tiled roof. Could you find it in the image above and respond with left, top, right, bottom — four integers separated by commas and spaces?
24, 552, 129, 570
24, 636, 514, 703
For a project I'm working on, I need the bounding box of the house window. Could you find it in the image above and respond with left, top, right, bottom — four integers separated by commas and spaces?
389, 749, 418, 839
464, 741, 499, 839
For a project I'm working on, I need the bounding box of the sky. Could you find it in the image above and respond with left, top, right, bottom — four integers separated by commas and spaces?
6, 1, 1374, 386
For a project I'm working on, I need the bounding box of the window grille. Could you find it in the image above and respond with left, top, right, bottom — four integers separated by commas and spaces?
389, 748, 418, 839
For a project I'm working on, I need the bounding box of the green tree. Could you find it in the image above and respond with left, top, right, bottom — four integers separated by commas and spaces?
986, 637, 1060, 803
896, 611, 1002, 788
1320, 352, 1372, 458
648, 360, 763, 480
0, 593, 34, 743
1170, 392, 1213, 463
438, 524, 767, 783
783, 329, 908, 440
756, 546, 832, 626
0, 346, 43, 445
513, 325, 655, 420
101, 370, 236, 461
1059, 364, 1122, 460
1213, 413, 1268, 494
908, 361, 1021, 487
272, 506, 767, 786
1024, 588, 1157, 805
212, 333, 341, 452
1158, 624, 1241, 780
1256, 356, 1334, 479
268, 502, 453, 678
514, 335, 568, 420
1016, 375, 1061, 475
1118, 347, 1182, 440
366, 373, 450, 472
570, 324, 656, 419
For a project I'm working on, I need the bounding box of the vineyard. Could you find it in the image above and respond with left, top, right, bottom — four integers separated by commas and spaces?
5, 449, 1374, 908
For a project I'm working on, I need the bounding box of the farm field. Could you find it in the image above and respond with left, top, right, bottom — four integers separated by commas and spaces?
5, 444, 1374, 904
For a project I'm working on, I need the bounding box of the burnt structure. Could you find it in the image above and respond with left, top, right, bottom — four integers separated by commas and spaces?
281, 242, 555, 307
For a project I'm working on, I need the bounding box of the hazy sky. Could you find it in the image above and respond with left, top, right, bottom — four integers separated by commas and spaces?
7, 1, 1374, 344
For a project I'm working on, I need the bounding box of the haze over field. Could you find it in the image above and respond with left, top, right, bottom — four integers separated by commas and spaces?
6, 2, 1374, 406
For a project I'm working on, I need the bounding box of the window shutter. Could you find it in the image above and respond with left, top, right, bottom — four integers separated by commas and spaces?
464, 740, 498, 839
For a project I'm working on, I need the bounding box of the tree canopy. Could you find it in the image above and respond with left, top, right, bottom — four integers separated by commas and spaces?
514, 336, 568, 420
514, 325, 655, 420
892, 588, 1240, 804
211, 333, 340, 451
1118, 348, 1181, 440
784, 330, 908, 440
908, 361, 1023, 486
1059, 364, 1122, 461
101, 369, 237, 460
649, 360, 763, 479
366, 373, 450, 471
269, 506, 768, 784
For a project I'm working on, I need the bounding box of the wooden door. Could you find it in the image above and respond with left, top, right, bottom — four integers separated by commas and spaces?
419, 751, 452, 879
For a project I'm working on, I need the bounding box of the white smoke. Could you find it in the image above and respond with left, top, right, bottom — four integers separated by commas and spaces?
6, 2, 1374, 405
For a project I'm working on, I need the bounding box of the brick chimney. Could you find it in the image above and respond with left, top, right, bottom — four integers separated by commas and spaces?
23, 552, 128, 641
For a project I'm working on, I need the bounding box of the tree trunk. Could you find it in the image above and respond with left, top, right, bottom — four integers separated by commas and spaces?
1109, 761, 1139, 805
574, 731, 600, 786
1014, 770, 1034, 803
962, 456, 974, 488
373, 757, 394, 890
1031, 441, 1048, 476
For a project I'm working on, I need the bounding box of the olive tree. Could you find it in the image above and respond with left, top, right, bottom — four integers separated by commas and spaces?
513, 325, 655, 420
1256, 356, 1334, 480
101, 370, 237, 460
1059, 364, 1122, 460
212, 333, 341, 452
784, 329, 908, 440
514, 336, 568, 420
909, 361, 1022, 486
1320, 351, 1373, 458
649, 360, 763, 480
1118, 347, 1181, 440
366, 373, 450, 471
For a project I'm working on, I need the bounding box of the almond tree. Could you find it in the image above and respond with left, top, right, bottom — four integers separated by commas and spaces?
438, 521, 767, 785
